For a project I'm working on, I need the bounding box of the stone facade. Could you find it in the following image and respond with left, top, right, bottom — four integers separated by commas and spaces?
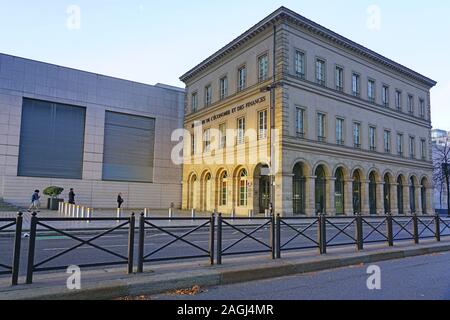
0, 53, 184, 209
180, 7, 436, 217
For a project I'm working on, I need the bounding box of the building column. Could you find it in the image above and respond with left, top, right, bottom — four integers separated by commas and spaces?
326, 177, 336, 216
376, 182, 385, 215
344, 179, 354, 216
427, 187, 435, 214
362, 180, 370, 214
390, 183, 399, 215
404, 182, 411, 215
306, 176, 316, 216
416, 184, 423, 215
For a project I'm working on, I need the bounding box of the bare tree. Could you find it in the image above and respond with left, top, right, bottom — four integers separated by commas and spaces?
433, 136, 450, 215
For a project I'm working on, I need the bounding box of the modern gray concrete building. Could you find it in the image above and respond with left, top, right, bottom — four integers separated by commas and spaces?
0, 53, 184, 209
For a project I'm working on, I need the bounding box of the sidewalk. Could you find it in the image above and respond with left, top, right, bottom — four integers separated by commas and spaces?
1, 239, 449, 300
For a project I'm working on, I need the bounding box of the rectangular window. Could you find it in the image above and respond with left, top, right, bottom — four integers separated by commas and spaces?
408, 95, 414, 114
317, 113, 326, 142
369, 126, 376, 151
353, 123, 361, 149
296, 108, 305, 137
258, 54, 269, 82
221, 177, 227, 206
191, 133, 196, 155
219, 77, 228, 100
237, 117, 246, 145
382, 86, 389, 107
203, 128, 211, 153
258, 110, 268, 140
205, 85, 212, 107
419, 99, 425, 119
18, 98, 86, 179
103, 111, 156, 183
295, 51, 305, 78
368, 80, 375, 103
421, 139, 427, 160
219, 123, 227, 149
191, 92, 198, 112
238, 66, 247, 91
384, 130, 391, 153
409, 136, 416, 158
352, 73, 360, 96
316, 59, 326, 86
336, 118, 344, 145
397, 134, 404, 157
335, 66, 344, 91
395, 90, 402, 111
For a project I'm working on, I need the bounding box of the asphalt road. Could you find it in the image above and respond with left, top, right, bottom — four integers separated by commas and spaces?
151, 252, 450, 300
0, 217, 448, 278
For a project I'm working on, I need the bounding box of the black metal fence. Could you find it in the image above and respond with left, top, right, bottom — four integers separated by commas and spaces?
0, 213, 23, 285
25, 212, 135, 284
1, 212, 450, 286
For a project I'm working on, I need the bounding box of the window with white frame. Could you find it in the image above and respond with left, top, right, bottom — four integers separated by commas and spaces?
397, 134, 404, 156
205, 85, 212, 107
296, 107, 305, 137
219, 123, 227, 149
395, 90, 402, 111
203, 128, 211, 153
237, 117, 246, 145
258, 54, 269, 82
409, 136, 416, 158
419, 99, 425, 119
369, 126, 376, 150
352, 73, 360, 96
238, 66, 247, 91
353, 122, 361, 148
295, 51, 305, 78
421, 139, 427, 160
191, 92, 198, 112
219, 77, 228, 100
317, 113, 326, 142
368, 80, 375, 103
258, 110, 268, 140
316, 59, 326, 86
382, 85, 389, 107
408, 95, 414, 114
384, 130, 391, 153
336, 118, 344, 145
335, 66, 344, 91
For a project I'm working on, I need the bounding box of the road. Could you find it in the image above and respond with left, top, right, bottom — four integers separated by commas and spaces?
0, 217, 448, 278
151, 252, 450, 300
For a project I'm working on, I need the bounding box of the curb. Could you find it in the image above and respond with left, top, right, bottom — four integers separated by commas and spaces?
2, 242, 450, 300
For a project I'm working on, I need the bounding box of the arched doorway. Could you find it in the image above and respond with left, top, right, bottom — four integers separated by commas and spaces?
255, 164, 270, 214
410, 176, 417, 213
335, 168, 345, 215
293, 163, 306, 215
397, 176, 405, 215
369, 172, 377, 215
238, 169, 248, 207
353, 170, 362, 214
218, 170, 228, 207
188, 174, 198, 210
421, 177, 428, 214
315, 165, 326, 214
384, 174, 391, 214
203, 173, 212, 212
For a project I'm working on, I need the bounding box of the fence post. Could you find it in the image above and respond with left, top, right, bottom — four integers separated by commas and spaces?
356, 213, 364, 251
318, 214, 327, 254
26, 212, 38, 284
276, 214, 281, 259
137, 213, 145, 273
270, 214, 275, 260
435, 214, 441, 242
209, 213, 215, 266
11, 212, 23, 286
387, 213, 394, 247
216, 214, 222, 265
127, 213, 135, 274
191, 209, 196, 219
412, 213, 419, 244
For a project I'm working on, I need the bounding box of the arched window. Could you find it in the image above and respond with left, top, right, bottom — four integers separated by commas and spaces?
239, 169, 248, 207
369, 172, 377, 215
397, 176, 404, 215
315, 166, 326, 214
384, 175, 391, 214
220, 171, 228, 206
293, 163, 306, 215
353, 171, 362, 214
335, 168, 345, 215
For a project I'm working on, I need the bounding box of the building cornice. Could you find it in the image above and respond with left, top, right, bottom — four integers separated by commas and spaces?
180, 6, 437, 88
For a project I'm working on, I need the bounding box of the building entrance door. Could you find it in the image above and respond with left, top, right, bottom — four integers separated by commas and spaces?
259, 176, 271, 214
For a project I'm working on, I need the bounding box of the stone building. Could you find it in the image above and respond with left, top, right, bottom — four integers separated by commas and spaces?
0, 53, 184, 209
180, 7, 436, 217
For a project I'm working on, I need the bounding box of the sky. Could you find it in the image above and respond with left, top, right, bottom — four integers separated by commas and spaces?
0, 0, 449, 130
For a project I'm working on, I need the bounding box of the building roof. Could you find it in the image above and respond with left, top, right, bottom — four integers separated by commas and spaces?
180, 6, 437, 88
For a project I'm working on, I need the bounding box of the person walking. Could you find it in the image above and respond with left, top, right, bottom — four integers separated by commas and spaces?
28, 190, 41, 212
117, 193, 124, 209
68, 188, 76, 205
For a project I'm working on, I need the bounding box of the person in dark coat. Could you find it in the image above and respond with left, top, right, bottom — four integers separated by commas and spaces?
117, 193, 124, 209
68, 188, 76, 205
28, 190, 41, 212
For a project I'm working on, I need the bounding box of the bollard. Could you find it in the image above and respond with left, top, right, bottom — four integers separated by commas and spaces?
117, 208, 123, 221
435, 214, 441, 242
216, 214, 223, 265
275, 214, 281, 259
231, 209, 236, 221
71, 204, 76, 217
191, 208, 196, 219
386, 213, 394, 247
76, 206, 80, 218
169, 207, 173, 220
412, 213, 419, 244
80, 206, 85, 218
144, 208, 149, 218
64, 203, 68, 216
356, 213, 364, 251
248, 209, 254, 219
265, 209, 270, 218
58, 202, 62, 213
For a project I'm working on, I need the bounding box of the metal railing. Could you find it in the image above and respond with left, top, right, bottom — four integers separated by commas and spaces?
25, 212, 135, 284
0, 213, 23, 286
137, 213, 215, 273
216, 214, 275, 264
